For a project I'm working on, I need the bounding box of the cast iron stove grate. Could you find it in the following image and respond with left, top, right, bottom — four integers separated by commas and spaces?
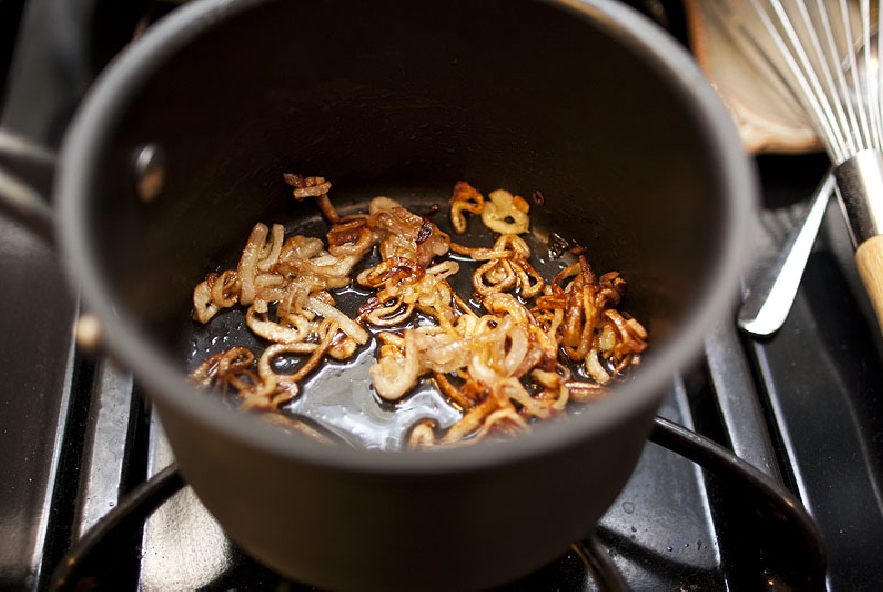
48, 402, 826, 591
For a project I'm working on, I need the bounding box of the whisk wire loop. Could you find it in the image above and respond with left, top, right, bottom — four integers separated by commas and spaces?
803, 0, 856, 158
718, 0, 883, 164
834, 0, 867, 155
877, 5, 883, 136
857, 0, 883, 150
751, 0, 848, 161
842, 0, 875, 152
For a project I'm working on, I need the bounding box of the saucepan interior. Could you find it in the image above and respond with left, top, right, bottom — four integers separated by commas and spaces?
56, 0, 752, 587
64, 0, 748, 460
69, 0, 739, 393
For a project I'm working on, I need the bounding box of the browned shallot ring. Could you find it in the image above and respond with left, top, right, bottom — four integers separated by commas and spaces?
327, 218, 377, 258
237, 223, 269, 306
439, 397, 498, 444
450, 181, 486, 234
356, 256, 419, 288
565, 380, 607, 402
473, 258, 518, 296
481, 190, 529, 235
512, 258, 545, 298
304, 295, 369, 345
469, 407, 529, 440
433, 372, 475, 410
210, 270, 240, 308
246, 304, 316, 344
192, 281, 219, 323
283, 173, 338, 224
407, 419, 439, 448
257, 224, 286, 272
365, 297, 415, 327
190, 346, 256, 388
260, 319, 339, 384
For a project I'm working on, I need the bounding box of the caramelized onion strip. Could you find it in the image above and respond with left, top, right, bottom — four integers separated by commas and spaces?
210, 271, 239, 308
449, 181, 485, 234
370, 329, 420, 400
238, 223, 269, 306
304, 295, 369, 345
257, 224, 286, 271
439, 398, 497, 444
193, 281, 219, 324
481, 190, 529, 235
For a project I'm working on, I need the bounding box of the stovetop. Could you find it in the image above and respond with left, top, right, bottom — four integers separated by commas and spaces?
1, 1, 881, 590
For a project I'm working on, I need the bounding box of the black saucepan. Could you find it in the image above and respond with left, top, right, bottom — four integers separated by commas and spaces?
4, 0, 755, 589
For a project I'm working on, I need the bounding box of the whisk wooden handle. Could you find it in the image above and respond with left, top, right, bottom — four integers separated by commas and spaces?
856, 235, 883, 331
834, 153, 883, 331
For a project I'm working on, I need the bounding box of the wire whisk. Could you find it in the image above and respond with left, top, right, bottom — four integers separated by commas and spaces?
712, 0, 883, 331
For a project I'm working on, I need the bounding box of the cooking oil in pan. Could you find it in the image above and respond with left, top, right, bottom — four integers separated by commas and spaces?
287, 342, 461, 449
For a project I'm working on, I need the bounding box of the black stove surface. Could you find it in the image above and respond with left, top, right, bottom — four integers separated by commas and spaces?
1, 1, 881, 590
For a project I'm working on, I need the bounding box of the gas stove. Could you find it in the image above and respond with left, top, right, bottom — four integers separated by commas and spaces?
0, 1, 881, 590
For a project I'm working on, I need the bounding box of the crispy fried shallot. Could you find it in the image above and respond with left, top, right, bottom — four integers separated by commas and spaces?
482, 189, 530, 235
450, 181, 485, 234
189, 177, 647, 448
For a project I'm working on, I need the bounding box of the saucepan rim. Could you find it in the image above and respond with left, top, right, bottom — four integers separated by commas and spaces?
56, 0, 755, 473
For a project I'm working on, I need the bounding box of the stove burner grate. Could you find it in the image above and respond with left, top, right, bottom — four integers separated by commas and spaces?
50, 418, 826, 592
